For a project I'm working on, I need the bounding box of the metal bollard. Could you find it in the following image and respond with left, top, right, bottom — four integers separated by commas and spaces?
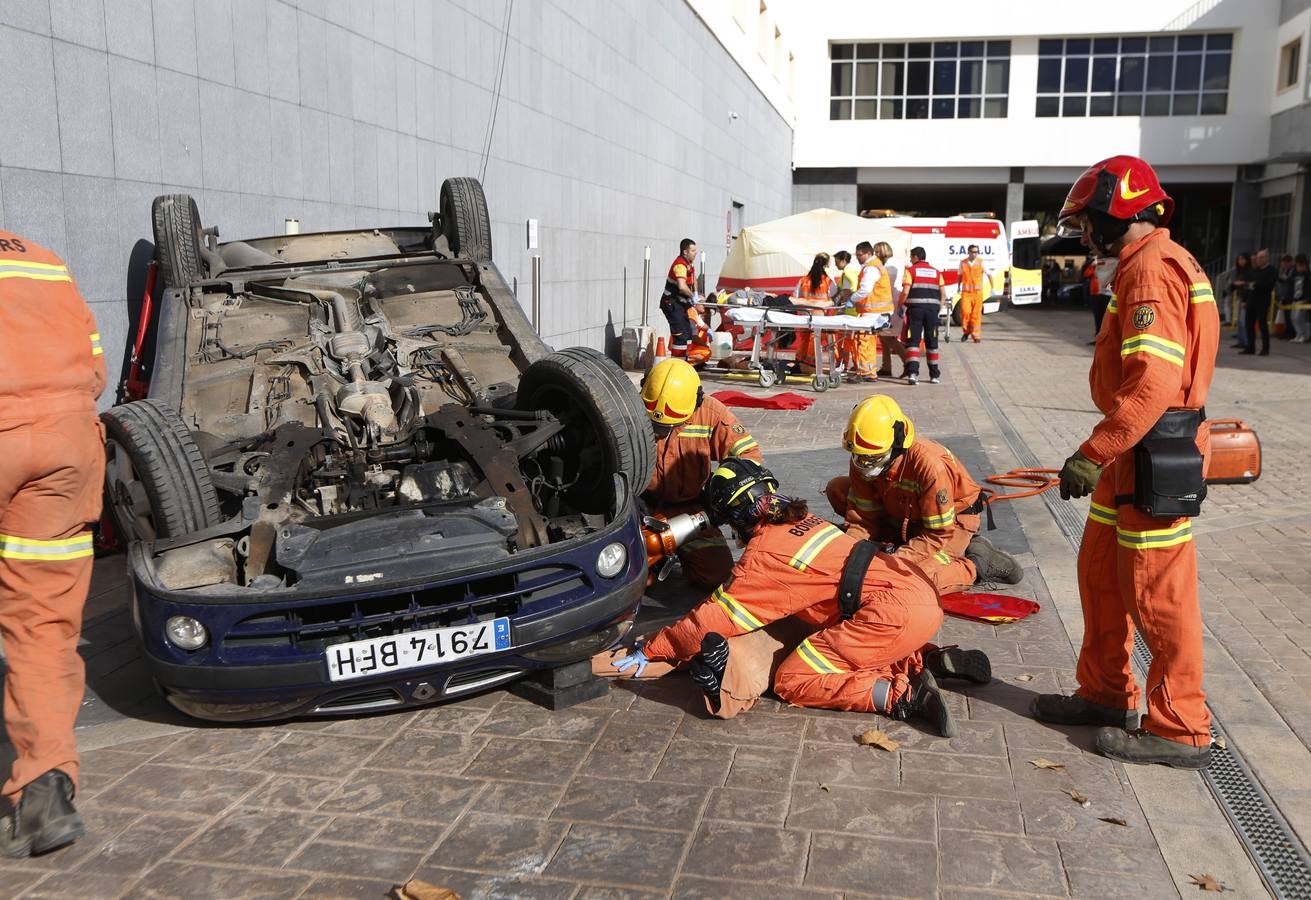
531, 255, 542, 329
642, 246, 651, 327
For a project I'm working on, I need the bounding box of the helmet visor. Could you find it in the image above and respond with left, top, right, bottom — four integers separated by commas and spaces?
1056, 212, 1089, 238
852, 450, 893, 477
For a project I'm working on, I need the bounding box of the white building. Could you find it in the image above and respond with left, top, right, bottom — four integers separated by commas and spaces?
773, 0, 1311, 268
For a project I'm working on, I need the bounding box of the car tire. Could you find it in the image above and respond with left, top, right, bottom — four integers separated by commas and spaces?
516, 348, 656, 513
102, 399, 222, 542
151, 194, 206, 290
440, 177, 492, 261
951, 304, 963, 326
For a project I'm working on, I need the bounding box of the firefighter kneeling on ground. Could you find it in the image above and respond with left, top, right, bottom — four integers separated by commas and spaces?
613, 458, 992, 734
825, 395, 1023, 593
640, 359, 762, 588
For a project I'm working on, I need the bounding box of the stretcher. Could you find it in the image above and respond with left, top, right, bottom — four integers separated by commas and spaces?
706, 303, 890, 393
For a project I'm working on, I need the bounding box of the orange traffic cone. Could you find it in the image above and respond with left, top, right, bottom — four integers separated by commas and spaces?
654, 336, 667, 361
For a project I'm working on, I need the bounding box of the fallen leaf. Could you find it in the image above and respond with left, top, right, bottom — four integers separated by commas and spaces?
1188, 873, 1229, 892
1015, 673, 1034, 682
819, 782, 831, 792
395, 880, 460, 900
1066, 788, 1090, 807
1029, 757, 1067, 771
1213, 735, 1227, 751
857, 729, 901, 752
1098, 816, 1129, 827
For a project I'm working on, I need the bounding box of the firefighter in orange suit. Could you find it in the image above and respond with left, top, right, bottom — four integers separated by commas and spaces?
792, 252, 837, 373
0, 230, 106, 857
844, 241, 895, 382
614, 458, 993, 734
1034, 155, 1219, 770
957, 245, 993, 342
641, 359, 763, 587
659, 238, 699, 359
824, 396, 1022, 594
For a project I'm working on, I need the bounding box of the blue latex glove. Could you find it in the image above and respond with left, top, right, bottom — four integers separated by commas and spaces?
612, 647, 650, 678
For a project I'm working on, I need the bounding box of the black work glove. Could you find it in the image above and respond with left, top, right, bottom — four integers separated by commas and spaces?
1058, 450, 1102, 500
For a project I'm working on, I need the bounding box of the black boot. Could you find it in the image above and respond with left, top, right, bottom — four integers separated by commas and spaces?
1030, 693, 1140, 730
1094, 727, 1212, 769
965, 535, 1024, 585
689, 633, 729, 714
924, 646, 992, 684
891, 670, 957, 737
0, 770, 84, 858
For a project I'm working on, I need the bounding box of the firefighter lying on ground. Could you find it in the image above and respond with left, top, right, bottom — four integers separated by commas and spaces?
613, 458, 992, 734
825, 395, 1023, 594
640, 359, 763, 588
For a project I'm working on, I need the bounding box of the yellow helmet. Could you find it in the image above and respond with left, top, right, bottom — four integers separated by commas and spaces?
842, 395, 914, 472
641, 358, 702, 425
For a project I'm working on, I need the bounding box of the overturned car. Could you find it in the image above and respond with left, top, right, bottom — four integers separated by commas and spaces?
103, 179, 654, 721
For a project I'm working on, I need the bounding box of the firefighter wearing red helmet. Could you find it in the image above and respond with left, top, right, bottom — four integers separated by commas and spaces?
1032, 155, 1220, 769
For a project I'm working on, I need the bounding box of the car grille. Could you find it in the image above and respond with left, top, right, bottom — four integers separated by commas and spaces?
221, 565, 588, 657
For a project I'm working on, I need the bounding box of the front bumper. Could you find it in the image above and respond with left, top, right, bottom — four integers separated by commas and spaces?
129, 516, 645, 722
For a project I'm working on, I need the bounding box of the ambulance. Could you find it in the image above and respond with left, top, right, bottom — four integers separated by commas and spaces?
876, 215, 1043, 319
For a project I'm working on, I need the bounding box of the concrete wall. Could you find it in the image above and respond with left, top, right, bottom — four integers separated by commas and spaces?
0, 0, 795, 407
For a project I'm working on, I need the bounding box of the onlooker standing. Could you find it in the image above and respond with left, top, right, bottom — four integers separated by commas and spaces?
1291, 254, 1310, 343
1042, 259, 1061, 304
899, 247, 946, 385
660, 238, 700, 359
1242, 249, 1276, 356
1223, 252, 1254, 348
1276, 254, 1296, 339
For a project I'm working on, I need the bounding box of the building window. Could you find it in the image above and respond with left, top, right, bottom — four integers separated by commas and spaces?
1260, 194, 1292, 256
1278, 37, 1302, 93
1035, 33, 1232, 117
829, 40, 1010, 120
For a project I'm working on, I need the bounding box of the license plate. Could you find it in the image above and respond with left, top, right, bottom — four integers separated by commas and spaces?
325, 618, 511, 682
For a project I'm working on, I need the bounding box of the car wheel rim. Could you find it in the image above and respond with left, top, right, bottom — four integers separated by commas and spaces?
105, 439, 157, 542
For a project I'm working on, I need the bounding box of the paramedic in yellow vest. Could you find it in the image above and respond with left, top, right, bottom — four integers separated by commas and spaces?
846, 241, 895, 382
832, 250, 860, 372
957, 244, 994, 343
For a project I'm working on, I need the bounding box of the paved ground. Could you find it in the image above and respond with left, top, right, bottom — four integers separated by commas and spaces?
2, 303, 1306, 898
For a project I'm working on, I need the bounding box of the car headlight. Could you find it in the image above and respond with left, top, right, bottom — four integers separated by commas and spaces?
595, 542, 627, 579
165, 615, 209, 650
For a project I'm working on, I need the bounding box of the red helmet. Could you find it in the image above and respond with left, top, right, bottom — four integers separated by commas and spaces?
1058, 155, 1173, 235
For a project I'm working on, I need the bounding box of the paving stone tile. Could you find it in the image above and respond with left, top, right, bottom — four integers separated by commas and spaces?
467, 779, 568, 819
0, 870, 46, 896
1007, 748, 1131, 798
462, 737, 587, 784
651, 739, 735, 787
19, 871, 132, 899
70, 812, 205, 877
174, 807, 324, 868
722, 743, 800, 791
0, 805, 133, 874
578, 714, 679, 781
672, 876, 840, 899
938, 829, 1067, 895
247, 732, 385, 778
319, 710, 419, 736
796, 739, 900, 788
674, 710, 808, 747
1059, 839, 1172, 878
552, 775, 704, 830
952, 637, 1024, 666
936, 796, 1025, 835
408, 866, 576, 900
900, 748, 1012, 779
320, 814, 442, 851
320, 770, 482, 821
985, 663, 1064, 695
1068, 869, 1181, 899
1002, 719, 1098, 754
99, 734, 183, 757
803, 832, 938, 897
806, 717, 1007, 757
705, 786, 789, 826
622, 677, 700, 716
965, 681, 1051, 726
542, 823, 688, 889
93, 764, 266, 816
148, 727, 287, 769
681, 820, 808, 885
898, 769, 1016, 800
287, 837, 426, 880
786, 783, 935, 838
409, 704, 493, 733
474, 703, 613, 742
1017, 788, 1150, 846
573, 888, 666, 900
366, 730, 488, 774
77, 748, 151, 779
431, 811, 568, 874
298, 875, 400, 899
243, 774, 341, 812
128, 862, 307, 898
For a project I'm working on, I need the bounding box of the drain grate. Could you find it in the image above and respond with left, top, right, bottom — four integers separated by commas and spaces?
961, 351, 1311, 898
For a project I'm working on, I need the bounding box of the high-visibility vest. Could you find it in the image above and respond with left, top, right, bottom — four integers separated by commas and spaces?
959, 258, 986, 293
794, 273, 833, 306
903, 262, 944, 305
856, 260, 894, 314
663, 256, 695, 302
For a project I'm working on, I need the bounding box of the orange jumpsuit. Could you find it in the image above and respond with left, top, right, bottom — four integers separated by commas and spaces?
957, 257, 988, 340
644, 396, 762, 587
1075, 228, 1218, 748
643, 513, 942, 713
0, 231, 106, 804
824, 438, 981, 594
845, 259, 894, 377
792, 274, 835, 372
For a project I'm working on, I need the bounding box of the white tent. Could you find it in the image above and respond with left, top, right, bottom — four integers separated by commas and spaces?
716, 208, 913, 296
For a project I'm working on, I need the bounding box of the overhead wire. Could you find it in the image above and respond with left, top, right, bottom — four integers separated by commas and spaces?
478, 0, 516, 185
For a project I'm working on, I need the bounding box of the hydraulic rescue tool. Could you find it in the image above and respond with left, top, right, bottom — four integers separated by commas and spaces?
642, 511, 710, 584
